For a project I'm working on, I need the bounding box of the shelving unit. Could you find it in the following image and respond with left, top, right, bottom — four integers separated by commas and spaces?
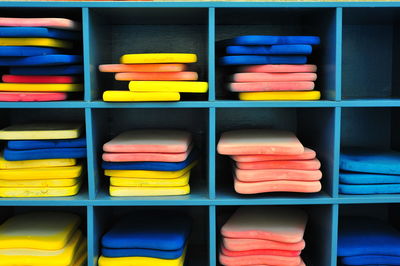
1, 2, 400, 265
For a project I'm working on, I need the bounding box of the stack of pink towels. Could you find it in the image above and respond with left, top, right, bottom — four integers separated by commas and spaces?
217, 129, 322, 194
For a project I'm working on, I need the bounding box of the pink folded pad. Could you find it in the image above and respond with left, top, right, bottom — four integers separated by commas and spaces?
238, 64, 317, 73
234, 178, 322, 194
232, 147, 316, 162
219, 253, 302, 266
221, 206, 307, 243
0, 17, 80, 30
229, 82, 315, 92
115, 72, 198, 81
217, 129, 304, 156
103, 130, 192, 153
236, 158, 321, 170
99, 63, 187, 73
2, 75, 78, 84
0, 92, 67, 102
235, 168, 322, 182
223, 238, 306, 252
232, 73, 317, 82
221, 245, 301, 257
223, 260, 306, 266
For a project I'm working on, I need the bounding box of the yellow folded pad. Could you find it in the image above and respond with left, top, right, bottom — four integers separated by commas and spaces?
239, 91, 321, 101
109, 184, 190, 196
0, 177, 80, 187
0, 156, 76, 169
129, 81, 208, 93
110, 171, 190, 187
121, 53, 196, 64
103, 90, 180, 102
0, 164, 82, 180
0, 38, 72, 48
0, 182, 81, 197
104, 161, 197, 178
0, 83, 82, 92
0, 123, 82, 140
0, 212, 80, 250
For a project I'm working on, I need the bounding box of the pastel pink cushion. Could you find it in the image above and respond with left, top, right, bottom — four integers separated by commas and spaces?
217, 129, 304, 155
232, 73, 317, 82
234, 178, 322, 194
2, 75, 78, 84
115, 72, 198, 81
103, 130, 191, 153
221, 206, 307, 243
0, 92, 67, 102
221, 245, 301, 257
219, 253, 302, 266
238, 64, 317, 73
232, 147, 316, 162
99, 64, 186, 73
229, 82, 315, 92
223, 238, 305, 252
0, 17, 80, 30
236, 159, 321, 170
235, 168, 322, 182
223, 260, 306, 266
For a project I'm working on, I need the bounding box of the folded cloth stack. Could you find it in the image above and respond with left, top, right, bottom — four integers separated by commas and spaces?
102, 129, 198, 196
340, 147, 400, 195
217, 129, 322, 194
219, 206, 307, 266
0, 17, 83, 102
99, 53, 208, 102
0, 212, 87, 266
98, 211, 191, 266
218, 35, 321, 101
0, 123, 86, 197
338, 216, 400, 266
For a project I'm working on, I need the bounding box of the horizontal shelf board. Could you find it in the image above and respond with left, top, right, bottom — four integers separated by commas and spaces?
0, 192, 89, 206
0, 101, 89, 108
90, 101, 211, 108
337, 194, 400, 204
213, 100, 337, 108
340, 99, 400, 107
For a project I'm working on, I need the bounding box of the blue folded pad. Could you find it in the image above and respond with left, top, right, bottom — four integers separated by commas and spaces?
342, 255, 400, 265
219, 55, 307, 65
0, 54, 82, 66
0, 47, 61, 57
338, 216, 400, 257
341, 148, 400, 175
3, 147, 87, 161
102, 246, 185, 259
101, 211, 191, 250
339, 183, 400, 194
340, 172, 400, 184
226, 45, 313, 55
223, 35, 320, 45
10, 65, 83, 75
7, 138, 86, 150
0, 27, 80, 39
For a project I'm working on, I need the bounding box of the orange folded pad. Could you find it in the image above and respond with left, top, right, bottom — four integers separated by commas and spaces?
236, 158, 321, 170
235, 168, 322, 182
223, 237, 306, 252
115, 72, 198, 81
98, 64, 186, 73
232, 147, 316, 162
234, 178, 322, 194
238, 64, 317, 73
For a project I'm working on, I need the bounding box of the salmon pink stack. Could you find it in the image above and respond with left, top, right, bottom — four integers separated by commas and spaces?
217, 129, 322, 194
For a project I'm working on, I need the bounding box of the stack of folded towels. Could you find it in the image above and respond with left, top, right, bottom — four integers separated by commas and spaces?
0, 212, 87, 266
219, 206, 307, 266
0, 123, 86, 197
338, 216, 400, 266
99, 53, 208, 102
99, 211, 191, 266
0, 17, 83, 102
102, 129, 197, 196
219, 35, 320, 101
340, 147, 400, 195
217, 129, 322, 194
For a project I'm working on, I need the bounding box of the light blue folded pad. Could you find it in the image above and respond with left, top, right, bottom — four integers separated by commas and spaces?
223, 35, 321, 45
7, 138, 86, 150
3, 147, 87, 161
339, 183, 400, 195
226, 45, 312, 55
219, 55, 307, 65
10, 65, 83, 75
0, 47, 61, 57
340, 172, 400, 184
0, 27, 80, 39
0, 54, 82, 66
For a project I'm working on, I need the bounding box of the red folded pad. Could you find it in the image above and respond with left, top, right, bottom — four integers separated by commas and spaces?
235, 168, 322, 182
229, 82, 315, 92
223, 238, 306, 252
115, 72, 198, 81
234, 178, 322, 194
236, 158, 320, 170
0, 92, 67, 102
99, 64, 186, 73
232, 147, 316, 162
238, 64, 317, 73
219, 253, 302, 266
2, 75, 79, 84
232, 73, 317, 82
221, 245, 301, 257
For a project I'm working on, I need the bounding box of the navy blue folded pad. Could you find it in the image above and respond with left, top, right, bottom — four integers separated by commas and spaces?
0, 27, 80, 39
342, 255, 400, 265
226, 45, 312, 55
7, 138, 86, 150
0, 47, 61, 57
102, 246, 185, 259
10, 65, 83, 75
3, 147, 87, 161
0, 55, 82, 66
223, 35, 321, 45
219, 55, 307, 65
340, 172, 400, 185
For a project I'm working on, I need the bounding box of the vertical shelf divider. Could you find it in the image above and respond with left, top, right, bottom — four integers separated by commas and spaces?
331, 204, 339, 266
335, 7, 343, 101
208, 7, 216, 102
87, 206, 95, 266
209, 107, 216, 200
209, 205, 217, 266
82, 7, 91, 102
85, 108, 97, 200
333, 106, 341, 199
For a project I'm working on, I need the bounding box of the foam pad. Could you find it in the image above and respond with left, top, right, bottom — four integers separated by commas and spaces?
0, 38, 72, 48
236, 158, 321, 170
224, 35, 321, 45
115, 72, 198, 81
0, 123, 82, 140
110, 171, 190, 187
0, 182, 81, 197
226, 45, 312, 55
102, 246, 184, 259
8, 138, 86, 150
3, 75, 79, 84
102, 146, 192, 162
0, 17, 80, 30
232, 148, 316, 162
121, 53, 197, 64
0, 155, 76, 169
221, 206, 308, 243
103, 91, 180, 102
223, 238, 306, 252
0, 27, 80, 39
99, 63, 187, 73
0, 92, 67, 102
4, 147, 86, 161
235, 168, 322, 182
239, 91, 321, 101
0, 46, 60, 57
217, 129, 304, 155
220, 55, 307, 65
221, 245, 301, 257
341, 255, 400, 265
103, 130, 192, 153
0, 83, 82, 92
0, 164, 82, 180
339, 183, 400, 194
219, 252, 302, 266
232, 73, 317, 82
341, 147, 400, 175
0, 212, 80, 249
234, 177, 322, 194
340, 172, 400, 184
0, 177, 80, 187
229, 82, 315, 92
129, 81, 208, 93
0, 54, 82, 66
239, 64, 317, 73
109, 184, 190, 196
10, 65, 83, 75
338, 216, 400, 257
98, 250, 186, 266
